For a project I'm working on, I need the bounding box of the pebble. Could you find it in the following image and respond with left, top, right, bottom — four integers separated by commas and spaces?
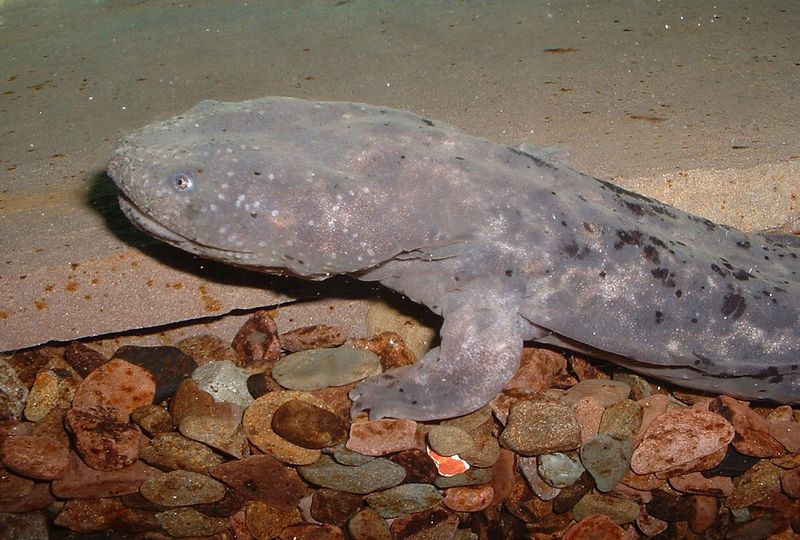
688, 494, 719, 533
65, 407, 141, 471
434, 466, 492, 489
24, 369, 78, 422
139, 432, 225, 473
439, 403, 493, 433
231, 310, 282, 369
0, 465, 34, 502
329, 442, 375, 466
0, 358, 29, 420
726, 460, 783, 508
347, 507, 392, 540
443, 484, 494, 512
709, 396, 787, 457
598, 399, 642, 441
537, 452, 585, 489
635, 507, 669, 537
560, 379, 631, 407
644, 489, 692, 521
364, 302, 436, 360
427, 425, 476, 457
0, 511, 49, 540
53, 497, 157, 534
579, 434, 632, 492
388, 507, 459, 540
563, 513, 627, 540
130, 404, 173, 436
179, 409, 250, 458
111, 346, 196, 404
499, 400, 582, 455
191, 360, 254, 408
768, 418, 800, 453
155, 507, 229, 537
572, 492, 640, 524
346, 418, 419, 456
71, 358, 155, 415
386, 448, 437, 483
272, 399, 348, 449
504, 347, 569, 394
570, 396, 604, 443
460, 427, 501, 468
244, 499, 303, 540
365, 483, 442, 518
169, 379, 218, 424
667, 470, 733, 497
631, 408, 734, 475
243, 391, 335, 465
427, 447, 470, 477
210, 454, 309, 512
351, 331, 418, 371
298, 454, 406, 495
0, 482, 54, 513
140, 469, 226, 506
634, 393, 670, 445
52, 452, 158, 498
310, 488, 364, 526
277, 523, 346, 540
64, 342, 108, 377
272, 347, 381, 390
175, 333, 237, 364
551, 471, 594, 514
281, 324, 348, 352
780, 467, 800, 498
0, 434, 70, 480
518, 456, 560, 500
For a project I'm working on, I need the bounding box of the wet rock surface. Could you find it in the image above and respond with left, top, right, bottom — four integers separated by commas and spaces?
0, 312, 797, 538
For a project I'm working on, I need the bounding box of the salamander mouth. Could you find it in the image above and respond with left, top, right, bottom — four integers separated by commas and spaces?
117, 194, 254, 258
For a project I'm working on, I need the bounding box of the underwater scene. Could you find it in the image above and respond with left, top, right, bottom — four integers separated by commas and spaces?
1, 1, 799, 538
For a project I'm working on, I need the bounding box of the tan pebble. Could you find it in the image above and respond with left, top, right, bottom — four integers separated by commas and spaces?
427, 425, 475, 457
668, 471, 733, 497
346, 418, 419, 456
633, 393, 669, 445
768, 419, 800, 453
210, 454, 309, 512
231, 310, 282, 370
130, 404, 173, 436
571, 395, 604, 443
726, 460, 782, 508
280, 324, 348, 352
630, 408, 733, 475
140, 470, 225, 506
271, 399, 348, 450
180, 412, 250, 459
598, 399, 642, 441
443, 484, 494, 512
155, 507, 229, 537
245, 500, 303, 540
176, 334, 237, 364
24, 369, 77, 422
571, 492, 639, 524
52, 452, 159, 499
277, 523, 346, 540
365, 302, 436, 360
636, 507, 669, 537
499, 400, 582, 456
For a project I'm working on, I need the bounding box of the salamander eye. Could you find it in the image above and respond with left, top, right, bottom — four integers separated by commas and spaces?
170, 171, 194, 192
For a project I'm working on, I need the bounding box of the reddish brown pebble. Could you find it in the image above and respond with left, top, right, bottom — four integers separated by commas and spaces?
176, 333, 237, 364
631, 408, 734, 474
668, 471, 733, 497
352, 331, 418, 370
346, 418, 419, 456
688, 494, 719, 534
571, 395, 604, 443
572, 492, 639, 524
272, 399, 348, 449
311, 488, 364, 525
563, 513, 626, 540
0, 434, 69, 480
443, 484, 494, 511
7, 347, 59, 387
245, 499, 303, 539
65, 406, 141, 470
505, 347, 569, 393
0, 482, 54, 513
131, 404, 173, 436
52, 452, 159, 498
769, 419, 800, 453
71, 358, 155, 416
560, 378, 631, 407
64, 342, 108, 378
178, 401, 250, 458
386, 448, 437, 484
139, 432, 225, 473
232, 310, 282, 369
780, 467, 800, 498
277, 523, 346, 540
645, 489, 693, 522
709, 396, 786, 457
389, 507, 459, 539
140, 470, 226, 506
210, 454, 309, 512
499, 400, 582, 456
113, 345, 197, 403
634, 393, 669, 445
0, 466, 34, 503
54, 497, 159, 534
347, 507, 391, 540
281, 324, 348, 352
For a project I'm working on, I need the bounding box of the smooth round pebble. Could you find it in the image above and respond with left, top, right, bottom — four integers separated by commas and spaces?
564, 514, 627, 540
572, 492, 639, 524
427, 425, 476, 457
598, 399, 642, 441
537, 452, 585, 489
0, 359, 28, 421
0, 435, 69, 480
111, 346, 195, 404
443, 484, 494, 512
434, 466, 492, 489
272, 347, 381, 390
139, 433, 225, 473
272, 399, 348, 449
579, 434, 632, 492
192, 360, 253, 408
365, 483, 442, 518
499, 401, 582, 456
518, 456, 560, 500
155, 507, 228, 537
347, 508, 392, 540
65, 407, 141, 471
245, 500, 303, 539
560, 379, 631, 408
298, 454, 406, 495
24, 369, 77, 422
210, 454, 309, 512
346, 419, 419, 456
140, 470, 226, 506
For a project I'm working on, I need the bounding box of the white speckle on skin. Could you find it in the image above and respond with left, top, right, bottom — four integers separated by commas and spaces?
271, 209, 279, 217
226, 171, 235, 177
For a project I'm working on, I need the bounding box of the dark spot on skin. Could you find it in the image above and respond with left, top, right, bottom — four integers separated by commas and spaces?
732, 269, 752, 281
651, 267, 676, 287
411, 400, 418, 405
598, 271, 606, 278
250, 212, 258, 218
253, 171, 261, 176
505, 269, 513, 277
421, 118, 434, 127
507, 146, 560, 171
614, 229, 644, 250
736, 240, 751, 249
170, 171, 194, 192
711, 264, 726, 277
675, 289, 682, 297
453, 276, 459, 282
398, 388, 404, 393
623, 201, 645, 216
454, 156, 463, 160
655, 310, 663, 323
721, 291, 746, 319
643, 244, 659, 264
563, 240, 591, 259
693, 352, 713, 366
691, 317, 698, 323
756, 366, 780, 379
561, 220, 567, 227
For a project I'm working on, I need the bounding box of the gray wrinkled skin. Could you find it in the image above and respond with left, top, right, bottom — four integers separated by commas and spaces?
108, 97, 799, 420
